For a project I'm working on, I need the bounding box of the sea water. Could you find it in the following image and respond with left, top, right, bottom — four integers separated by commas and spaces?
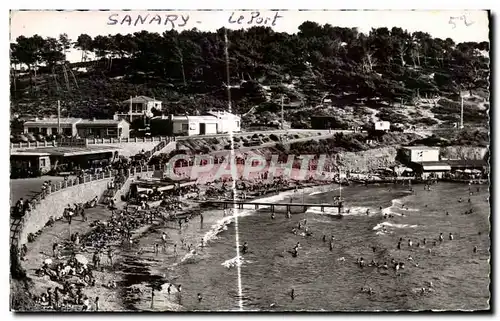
121, 182, 490, 311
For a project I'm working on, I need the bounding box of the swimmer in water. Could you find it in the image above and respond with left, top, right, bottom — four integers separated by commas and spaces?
271, 213, 275, 220
323, 235, 326, 242
439, 233, 444, 242
366, 209, 370, 215
408, 239, 413, 247
242, 242, 248, 254
446, 211, 449, 216
384, 214, 388, 219
329, 241, 334, 251
397, 242, 401, 250
473, 246, 478, 253
449, 233, 454, 241
423, 238, 427, 245
197, 293, 202, 302
291, 288, 295, 300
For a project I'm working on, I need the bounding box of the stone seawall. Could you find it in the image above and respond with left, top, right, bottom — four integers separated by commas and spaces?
18, 178, 112, 246
18, 171, 156, 246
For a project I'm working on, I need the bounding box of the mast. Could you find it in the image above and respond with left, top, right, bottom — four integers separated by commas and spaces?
281, 95, 284, 130
57, 100, 61, 134
339, 166, 342, 200
224, 29, 232, 113
460, 94, 464, 129
129, 96, 133, 123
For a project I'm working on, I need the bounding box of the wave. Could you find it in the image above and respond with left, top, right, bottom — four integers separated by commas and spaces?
381, 197, 420, 216
306, 205, 374, 216
221, 255, 244, 269
373, 221, 419, 231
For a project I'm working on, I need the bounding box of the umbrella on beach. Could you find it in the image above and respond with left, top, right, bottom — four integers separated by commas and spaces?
75, 254, 88, 265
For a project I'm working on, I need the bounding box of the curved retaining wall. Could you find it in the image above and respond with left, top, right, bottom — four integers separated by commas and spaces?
17, 170, 156, 246
18, 178, 112, 246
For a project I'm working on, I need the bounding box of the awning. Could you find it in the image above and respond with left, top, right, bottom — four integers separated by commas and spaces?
422, 165, 451, 171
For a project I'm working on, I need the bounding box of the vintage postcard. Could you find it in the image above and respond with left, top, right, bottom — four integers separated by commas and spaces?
9, 9, 490, 312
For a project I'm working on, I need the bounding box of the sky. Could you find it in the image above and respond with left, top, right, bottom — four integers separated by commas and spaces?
10, 10, 490, 63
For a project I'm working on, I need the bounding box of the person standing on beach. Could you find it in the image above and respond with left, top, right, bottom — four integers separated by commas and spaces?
162, 232, 168, 252
154, 243, 159, 256
197, 293, 203, 302
53, 243, 59, 258
174, 243, 178, 256
151, 287, 155, 309
291, 288, 295, 300
94, 297, 99, 311
200, 213, 204, 224
107, 249, 114, 267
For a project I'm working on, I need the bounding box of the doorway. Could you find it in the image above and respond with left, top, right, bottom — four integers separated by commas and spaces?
199, 123, 206, 135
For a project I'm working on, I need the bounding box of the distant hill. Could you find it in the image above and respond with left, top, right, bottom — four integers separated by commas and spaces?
10, 23, 490, 131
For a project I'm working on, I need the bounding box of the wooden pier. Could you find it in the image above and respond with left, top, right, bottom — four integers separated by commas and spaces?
199, 199, 344, 214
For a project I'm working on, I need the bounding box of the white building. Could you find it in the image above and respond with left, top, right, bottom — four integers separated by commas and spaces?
76, 119, 130, 139
114, 96, 163, 122
165, 111, 241, 136
206, 110, 241, 133
374, 121, 391, 132
24, 117, 83, 137
171, 115, 219, 136
401, 146, 440, 163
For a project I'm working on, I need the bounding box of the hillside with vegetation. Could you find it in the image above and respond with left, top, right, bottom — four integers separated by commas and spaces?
10, 22, 490, 139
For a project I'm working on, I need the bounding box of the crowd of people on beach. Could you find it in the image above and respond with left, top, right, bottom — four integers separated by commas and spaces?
16, 145, 487, 312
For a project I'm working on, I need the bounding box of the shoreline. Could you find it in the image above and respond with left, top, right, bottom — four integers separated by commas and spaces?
15, 177, 336, 312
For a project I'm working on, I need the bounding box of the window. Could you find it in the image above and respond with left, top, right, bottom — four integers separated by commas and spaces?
40, 127, 47, 135
236, 121, 240, 128
63, 128, 72, 136
182, 124, 189, 131
40, 158, 46, 167
51, 127, 58, 135
107, 128, 117, 136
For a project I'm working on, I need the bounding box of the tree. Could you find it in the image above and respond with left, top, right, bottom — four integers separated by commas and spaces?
75, 34, 93, 62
